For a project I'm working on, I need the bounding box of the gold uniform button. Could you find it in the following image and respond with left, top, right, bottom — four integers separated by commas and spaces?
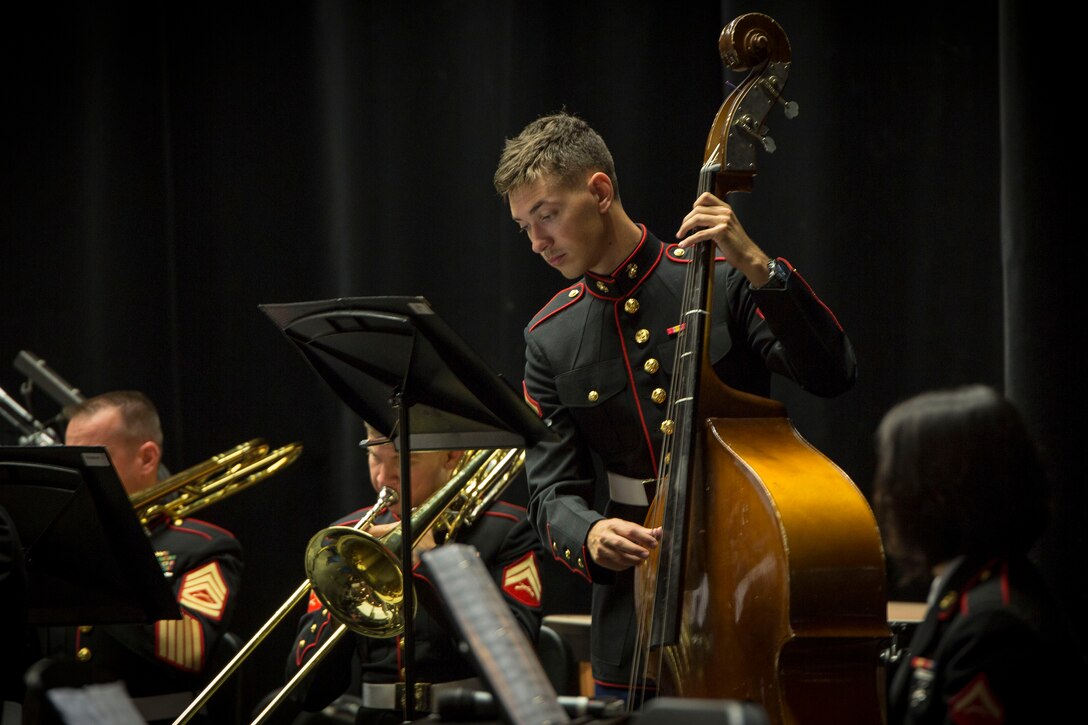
577, 557, 584, 568
76, 647, 92, 663
635, 329, 650, 344
587, 390, 599, 402
643, 358, 660, 374
939, 591, 957, 610
626, 263, 639, 279
568, 289, 579, 298
309, 623, 317, 634
674, 247, 687, 257
78, 625, 93, 634
624, 298, 640, 314
660, 419, 675, 435
564, 548, 572, 560
298, 639, 306, 648
596, 281, 609, 293
651, 388, 667, 404
551, 541, 558, 551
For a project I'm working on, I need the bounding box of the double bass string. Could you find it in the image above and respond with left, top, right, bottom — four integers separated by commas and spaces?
628, 162, 717, 710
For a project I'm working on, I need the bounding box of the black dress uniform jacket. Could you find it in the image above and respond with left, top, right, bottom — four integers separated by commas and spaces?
286, 499, 544, 713
39, 515, 243, 716
886, 555, 1083, 724
2, 503, 37, 704
521, 225, 857, 687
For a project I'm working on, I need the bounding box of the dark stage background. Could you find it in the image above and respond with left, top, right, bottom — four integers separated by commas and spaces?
3, 0, 1081, 717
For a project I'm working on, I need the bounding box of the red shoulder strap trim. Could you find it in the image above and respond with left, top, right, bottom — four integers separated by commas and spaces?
528, 283, 585, 332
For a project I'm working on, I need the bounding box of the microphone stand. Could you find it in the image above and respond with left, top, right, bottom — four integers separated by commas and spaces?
0, 384, 58, 445
14, 350, 85, 408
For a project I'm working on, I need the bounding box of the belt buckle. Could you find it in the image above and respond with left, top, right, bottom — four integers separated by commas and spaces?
395, 682, 431, 712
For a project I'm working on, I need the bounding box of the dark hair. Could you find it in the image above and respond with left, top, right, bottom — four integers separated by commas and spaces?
873, 384, 1050, 584
493, 110, 619, 199
63, 390, 163, 447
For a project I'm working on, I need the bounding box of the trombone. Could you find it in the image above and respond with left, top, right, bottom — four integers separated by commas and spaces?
173, 446, 525, 725
130, 438, 303, 524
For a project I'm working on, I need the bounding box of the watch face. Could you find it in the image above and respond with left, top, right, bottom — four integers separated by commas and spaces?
760, 259, 785, 289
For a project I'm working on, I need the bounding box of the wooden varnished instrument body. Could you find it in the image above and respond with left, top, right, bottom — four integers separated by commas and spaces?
635, 13, 889, 724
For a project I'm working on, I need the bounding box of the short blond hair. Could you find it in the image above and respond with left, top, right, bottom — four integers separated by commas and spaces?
493, 111, 619, 200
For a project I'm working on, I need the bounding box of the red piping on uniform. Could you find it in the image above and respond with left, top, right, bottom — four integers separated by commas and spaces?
296, 613, 334, 667
1000, 561, 1011, 604
529, 283, 585, 333
613, 301, 657, 473
782, 260, 845, 332
484, 510, 519, 523
522, 381, 542, 417
545, 522, 591, 582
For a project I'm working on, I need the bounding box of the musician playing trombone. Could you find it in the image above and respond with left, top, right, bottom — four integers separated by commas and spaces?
280, 423, 544, 725
37, 391, 244, 725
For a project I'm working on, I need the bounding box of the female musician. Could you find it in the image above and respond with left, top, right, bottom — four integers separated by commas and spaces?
877, 385, 1084, 724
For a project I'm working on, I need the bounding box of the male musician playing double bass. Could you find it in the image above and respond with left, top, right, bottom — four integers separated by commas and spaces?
493, 111, 857, 701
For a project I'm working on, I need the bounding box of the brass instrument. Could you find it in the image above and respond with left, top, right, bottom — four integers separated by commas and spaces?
304, 447, 524, 638
174, 446, 525, 725
131, 438, 302, 524
172, 485, 400, 725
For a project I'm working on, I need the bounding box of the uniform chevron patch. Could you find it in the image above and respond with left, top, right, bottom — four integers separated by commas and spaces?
178, 561, 230, 620
502, 552, 542, 607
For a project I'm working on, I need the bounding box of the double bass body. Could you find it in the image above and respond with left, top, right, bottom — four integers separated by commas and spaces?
671, 414, 889, 723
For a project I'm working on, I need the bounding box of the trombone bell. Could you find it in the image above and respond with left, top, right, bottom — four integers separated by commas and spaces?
304, 526, 409, 638
300, 448, 523, 640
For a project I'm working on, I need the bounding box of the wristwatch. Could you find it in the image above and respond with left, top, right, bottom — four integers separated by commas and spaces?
759, 258, 786, 289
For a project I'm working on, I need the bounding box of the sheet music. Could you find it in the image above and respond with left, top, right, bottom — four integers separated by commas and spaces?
422, 544, 570, 725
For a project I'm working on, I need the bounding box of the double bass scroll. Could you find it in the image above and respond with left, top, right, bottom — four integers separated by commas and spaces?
633, 13, 889, 725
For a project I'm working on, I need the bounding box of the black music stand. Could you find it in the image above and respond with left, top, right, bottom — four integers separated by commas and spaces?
0, 445, 179, 625
422, 544, 571, 725
260, 295, 555, 722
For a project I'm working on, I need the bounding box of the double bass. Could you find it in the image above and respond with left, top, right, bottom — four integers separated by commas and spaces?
633, 13, 890, 724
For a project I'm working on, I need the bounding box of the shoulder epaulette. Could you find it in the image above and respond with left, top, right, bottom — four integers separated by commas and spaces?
528, 282, 586, 332
171, 517, 237, 539
664, 243, 726, 264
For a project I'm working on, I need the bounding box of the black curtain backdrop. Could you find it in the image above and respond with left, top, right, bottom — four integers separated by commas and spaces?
3, 0, 1080, 716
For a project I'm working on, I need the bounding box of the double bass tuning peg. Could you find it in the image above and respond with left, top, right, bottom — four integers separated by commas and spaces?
760, 75, 799, 120
735, 115, 778, 154
732, 73, 799, 155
